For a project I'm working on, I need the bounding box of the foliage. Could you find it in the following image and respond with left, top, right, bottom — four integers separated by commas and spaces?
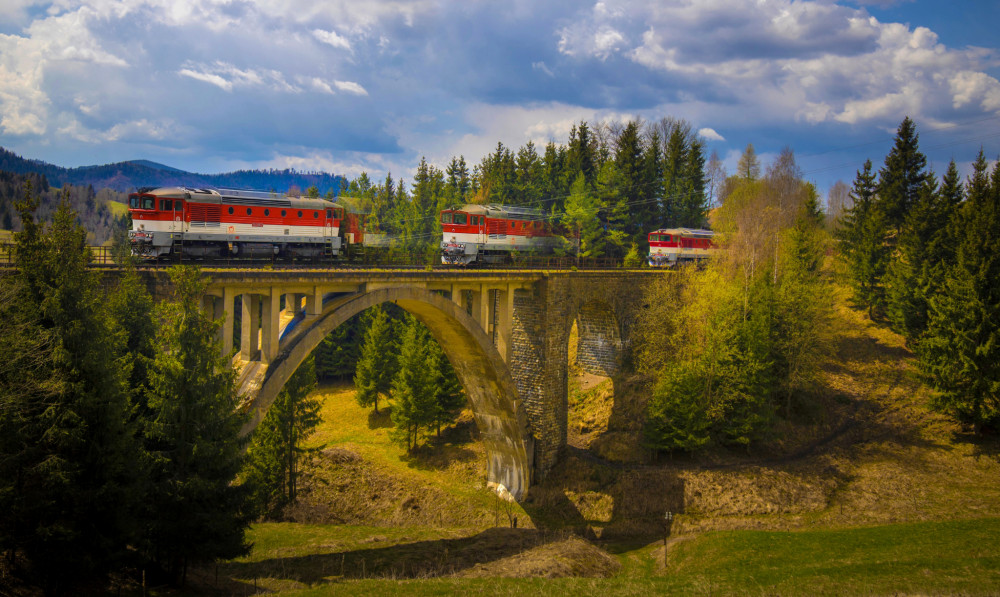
0, 169, 127, 244
354, 305, 396, 413
390, 316, 439, 451
427, 338, 465, 437
920, 152, 1000, 432
623, 242, 642, 268
836, 160, 890, 318
244, 356, 321, 518
0, 185, 139, 591
143, 266, 250, 583
641, 151, 830, 453
314, 312, 364, 380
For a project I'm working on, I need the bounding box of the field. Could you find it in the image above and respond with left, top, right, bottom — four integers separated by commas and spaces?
183, 275, 1000, 596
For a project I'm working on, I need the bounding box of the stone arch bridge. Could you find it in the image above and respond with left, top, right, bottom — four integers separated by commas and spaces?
141, 268, 661, 500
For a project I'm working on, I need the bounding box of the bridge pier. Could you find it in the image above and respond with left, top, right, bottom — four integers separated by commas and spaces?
241, 293, 261, 361
261, 289, 280, 364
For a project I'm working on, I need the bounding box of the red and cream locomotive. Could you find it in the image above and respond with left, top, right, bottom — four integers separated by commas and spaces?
647, 228, 718, 267
439, 204, 564, 265
127, 187, 366, 259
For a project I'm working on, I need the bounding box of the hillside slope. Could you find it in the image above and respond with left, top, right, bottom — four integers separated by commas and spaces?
188, 274, 1000, 594
0, 147, 344, 195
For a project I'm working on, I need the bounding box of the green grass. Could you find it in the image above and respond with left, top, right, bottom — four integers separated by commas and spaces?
302, 384, 521, 517
105, 199, 129, 217
212, 518, 1000, 595
663, 517, 1000, 595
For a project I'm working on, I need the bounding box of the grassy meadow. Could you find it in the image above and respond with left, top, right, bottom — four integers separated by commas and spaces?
174, 273, 1000, 596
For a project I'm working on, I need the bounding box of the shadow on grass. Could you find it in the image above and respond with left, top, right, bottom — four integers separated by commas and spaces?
367, 406, 393, 429
399, 442, 480, 472
218, 527, 560, 584
952, 428, 1000, 461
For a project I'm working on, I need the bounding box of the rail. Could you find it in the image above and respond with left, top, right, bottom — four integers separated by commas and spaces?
0, 243, 651, 271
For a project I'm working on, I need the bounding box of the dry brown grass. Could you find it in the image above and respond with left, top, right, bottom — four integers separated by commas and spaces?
528, 275, 1000, 540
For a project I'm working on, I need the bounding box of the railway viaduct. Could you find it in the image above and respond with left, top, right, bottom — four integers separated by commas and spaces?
141, 268, 661, 500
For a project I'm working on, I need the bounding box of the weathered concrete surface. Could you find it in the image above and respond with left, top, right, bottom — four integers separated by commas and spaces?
135, 267, 661, 498
246, 286, 534, 499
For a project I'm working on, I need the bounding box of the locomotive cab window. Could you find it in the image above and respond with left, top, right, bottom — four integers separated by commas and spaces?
453, 213, 468, 225
326, 209, 333, 219
441, 213, 453, 224
141, 196, 154, 210
159, 199, 173, 211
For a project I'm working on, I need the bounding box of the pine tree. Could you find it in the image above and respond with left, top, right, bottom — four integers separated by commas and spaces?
0, 187, 140, 591
921, 152, 1000, 432
354, 305, 396, 413
390, 317, 437, 450
661, 125, 689, 226
639, 127, 664, 237
244, 356, 320, 517
679, 139, 708, 227
737, 143, 761, 180
878, 116, 931, 235
427, 338, 464, 437
885, 177, 940, 344
567, 122, 597, 188
837, 160, 890, 318
145, 266, 250, 584
562, 172, 604, 261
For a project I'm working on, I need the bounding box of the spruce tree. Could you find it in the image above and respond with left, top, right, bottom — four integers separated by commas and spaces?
921, 152, 1000, 432
390, 317, 437, 451
145, 266, 250, 584
0, 188, 139, 591
562, 172, 604, 261
639, 128, 664, 237
427, 338, 465, 437
837, 160, 890, 318
661, 126, 689, 226
354, 305, 396, 413
244, 356, 320, 517
885, 175, 944, 344
877, 116, 931, 234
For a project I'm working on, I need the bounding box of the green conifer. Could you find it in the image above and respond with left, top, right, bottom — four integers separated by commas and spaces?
921, 152, 1000, 432
145, 266, 250, 584
354, 305, 396, 413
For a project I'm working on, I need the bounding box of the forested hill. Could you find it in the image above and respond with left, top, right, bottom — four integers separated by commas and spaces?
0, 170, 128, 244
0, 147, 345, 195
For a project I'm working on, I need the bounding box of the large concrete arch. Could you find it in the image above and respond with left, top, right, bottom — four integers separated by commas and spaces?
242, 286, 533, 500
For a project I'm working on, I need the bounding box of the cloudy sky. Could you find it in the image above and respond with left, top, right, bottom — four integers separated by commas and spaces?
1, 0, 999, 197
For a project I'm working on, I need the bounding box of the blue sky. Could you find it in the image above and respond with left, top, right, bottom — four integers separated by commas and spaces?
1, 0, 998, 199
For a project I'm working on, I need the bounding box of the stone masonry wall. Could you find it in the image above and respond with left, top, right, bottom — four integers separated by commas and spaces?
575, 300, 623, 377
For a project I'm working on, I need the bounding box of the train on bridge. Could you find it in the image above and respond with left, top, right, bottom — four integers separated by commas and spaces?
127, 187, 719, 266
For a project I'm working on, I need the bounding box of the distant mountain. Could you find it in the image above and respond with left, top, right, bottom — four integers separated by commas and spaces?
0, 147, 345, 196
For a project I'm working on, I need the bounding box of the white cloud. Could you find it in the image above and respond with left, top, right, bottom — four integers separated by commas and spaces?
178, 67, 233, 91
557, 1, 1000, 127
0, 8, 129, 136
698, 127, 724, 141
532, 61, 555, 77
177, 61, 305, 93
312, 28, 352, 51
334, 80, 368, 96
